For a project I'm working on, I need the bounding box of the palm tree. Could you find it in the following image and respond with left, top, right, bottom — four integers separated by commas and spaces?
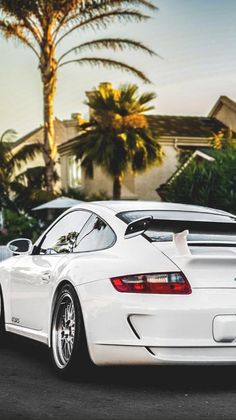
0, 0, 157, 193
0, 129, 44, 210
11, 166, 59, 214
74, 83, 163, 199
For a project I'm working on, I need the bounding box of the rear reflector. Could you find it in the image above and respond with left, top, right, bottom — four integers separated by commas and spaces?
111, 272, 192, 294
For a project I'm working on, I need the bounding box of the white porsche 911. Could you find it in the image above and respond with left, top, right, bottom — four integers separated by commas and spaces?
1, 200, 236, 376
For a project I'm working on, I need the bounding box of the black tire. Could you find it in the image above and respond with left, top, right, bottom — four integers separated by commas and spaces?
50, 284, 91, 379
0, 288, 6, 344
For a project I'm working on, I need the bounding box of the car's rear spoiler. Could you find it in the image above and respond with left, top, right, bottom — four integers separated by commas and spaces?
124, 217, 236, 238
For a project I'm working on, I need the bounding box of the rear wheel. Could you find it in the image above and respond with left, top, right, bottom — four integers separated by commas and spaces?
0, 289, 6, 345
51, 284, 91, 378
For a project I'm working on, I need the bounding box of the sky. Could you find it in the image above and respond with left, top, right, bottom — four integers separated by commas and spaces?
0, 0, 236, 137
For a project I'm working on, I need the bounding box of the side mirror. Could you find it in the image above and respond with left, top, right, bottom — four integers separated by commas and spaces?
7, 238, 33, 255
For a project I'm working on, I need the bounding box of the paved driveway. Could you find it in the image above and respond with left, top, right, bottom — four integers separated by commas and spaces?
0, 333, 236, 419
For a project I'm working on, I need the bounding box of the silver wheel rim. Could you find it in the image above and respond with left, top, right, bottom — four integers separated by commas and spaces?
52, 292, 76, 369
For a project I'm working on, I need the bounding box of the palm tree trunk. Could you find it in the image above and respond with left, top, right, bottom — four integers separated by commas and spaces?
113, 175, 122, 199
40, 41, 57, 194
43, 75, 57, 194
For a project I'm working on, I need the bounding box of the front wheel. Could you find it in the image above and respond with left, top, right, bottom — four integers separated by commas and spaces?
0, 288, 5, 337
51, 284, 91, 378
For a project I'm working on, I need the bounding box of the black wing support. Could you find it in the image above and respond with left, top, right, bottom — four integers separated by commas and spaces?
124, 217, 153, 239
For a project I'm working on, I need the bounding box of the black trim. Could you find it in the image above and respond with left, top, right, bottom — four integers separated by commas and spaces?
117, 209, 235, 224
125, 217, 153, 237
127, 316, 140, 339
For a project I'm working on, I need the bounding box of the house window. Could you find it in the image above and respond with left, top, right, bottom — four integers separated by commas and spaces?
68, 156, 82, 188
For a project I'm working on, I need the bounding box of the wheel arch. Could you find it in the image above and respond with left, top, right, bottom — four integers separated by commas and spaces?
48, 279, 84, 348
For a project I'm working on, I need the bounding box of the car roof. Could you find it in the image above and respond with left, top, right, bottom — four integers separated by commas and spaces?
90, 200, 233, 217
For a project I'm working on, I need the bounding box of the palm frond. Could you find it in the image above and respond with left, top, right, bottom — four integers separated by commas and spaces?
24, 15, 42, 43
81, 156, 94, 178
55, 9, 149, 45
81, 0, 157, 13
59, 57, 151, 83
0, 20, 39, 57
10, 143, 43, 168
138, 91, 157, 105
53, 0, 156, 39
58, 38, 156, 64
0, 129, 17, 143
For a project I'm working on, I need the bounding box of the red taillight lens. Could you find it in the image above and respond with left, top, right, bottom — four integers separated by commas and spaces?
111, 272, 191, 294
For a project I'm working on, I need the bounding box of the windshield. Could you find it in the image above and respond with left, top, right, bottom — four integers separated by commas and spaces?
117, 210, 236, 243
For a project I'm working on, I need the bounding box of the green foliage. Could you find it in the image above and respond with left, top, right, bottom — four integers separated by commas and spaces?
163, 146, 236, 214
0, 0, 157, 83
0, 129, 54, 214
74, 83, 162, 198
0, 0, 157, 193
0, 210, 41, 245
61, 188, 109, 201
86, 190, 109, 201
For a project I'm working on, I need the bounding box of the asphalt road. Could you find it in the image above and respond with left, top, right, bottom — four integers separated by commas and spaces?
0, 334, 236, 420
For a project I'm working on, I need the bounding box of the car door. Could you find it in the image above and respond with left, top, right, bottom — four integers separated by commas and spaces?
9, 210, 91, 332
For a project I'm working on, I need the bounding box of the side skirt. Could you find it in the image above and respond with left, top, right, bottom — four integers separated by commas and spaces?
6, 324, 48, 345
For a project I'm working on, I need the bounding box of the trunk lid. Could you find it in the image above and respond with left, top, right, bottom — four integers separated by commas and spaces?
153, 242, 236, 288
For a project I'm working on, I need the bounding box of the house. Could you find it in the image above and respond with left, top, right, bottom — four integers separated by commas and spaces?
11, 114, 83, 187
12, 95, 235, 201
58, 103, 229, 200
208, 95, 236, 132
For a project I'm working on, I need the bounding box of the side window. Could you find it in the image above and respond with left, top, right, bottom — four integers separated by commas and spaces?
40, 211, 91, 254
74, 214, 115, 252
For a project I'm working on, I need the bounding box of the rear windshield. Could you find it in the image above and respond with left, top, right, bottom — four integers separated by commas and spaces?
117, 210, 236, 244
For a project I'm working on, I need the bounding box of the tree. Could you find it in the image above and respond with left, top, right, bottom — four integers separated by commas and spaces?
0, 129, 43, 210
74, 83, 163, 199
11, 166, 59, 214
0, 0, 157, 193
0, 209, 41, 245
161, 144, 236, 214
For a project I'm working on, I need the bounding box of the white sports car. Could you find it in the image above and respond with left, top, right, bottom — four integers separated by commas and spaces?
1, 200, 236, 376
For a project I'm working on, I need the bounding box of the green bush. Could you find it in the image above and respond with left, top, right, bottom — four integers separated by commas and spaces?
61, 188, 109, 201
0, 210, 41, 245
163, 146, 236, 215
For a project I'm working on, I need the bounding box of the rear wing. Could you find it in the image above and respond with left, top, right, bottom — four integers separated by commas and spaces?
124, 217, 236, 239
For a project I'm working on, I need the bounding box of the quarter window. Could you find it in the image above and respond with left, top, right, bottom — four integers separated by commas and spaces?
74, 214, 115, 252
40, 211, 91, 254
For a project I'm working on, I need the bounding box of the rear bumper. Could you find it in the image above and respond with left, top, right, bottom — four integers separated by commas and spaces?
76, 280, 236, 366
90, 344, 236, 366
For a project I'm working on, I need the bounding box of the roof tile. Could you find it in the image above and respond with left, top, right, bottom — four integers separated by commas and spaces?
147, 115, 228, 138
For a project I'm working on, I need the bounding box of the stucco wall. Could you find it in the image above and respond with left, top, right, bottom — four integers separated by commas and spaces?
60, 156, 137, 199
213, 104, 236, 132
12, 117, 80, 191
134, 145, 178, 200
60, 144, 179, 201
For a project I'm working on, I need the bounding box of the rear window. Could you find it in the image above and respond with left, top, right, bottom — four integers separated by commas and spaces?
117, 210, 236, 244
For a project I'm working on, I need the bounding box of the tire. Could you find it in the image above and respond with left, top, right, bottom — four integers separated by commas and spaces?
0, 288, 6, 341
51, 284, 91, 379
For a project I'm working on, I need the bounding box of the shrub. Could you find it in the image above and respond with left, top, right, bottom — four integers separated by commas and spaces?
0, 210, 41, 245
162, 146, 236, 215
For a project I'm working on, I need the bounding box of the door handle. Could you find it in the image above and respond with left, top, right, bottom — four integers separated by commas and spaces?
42, 272, 51, 283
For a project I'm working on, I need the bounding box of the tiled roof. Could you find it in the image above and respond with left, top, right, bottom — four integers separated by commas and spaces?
58, 114, 231, 154
147, 115, 228, 138
12, 126, 42, 148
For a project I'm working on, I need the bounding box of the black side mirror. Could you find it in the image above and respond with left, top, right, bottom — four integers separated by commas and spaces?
7, 238, 33, 255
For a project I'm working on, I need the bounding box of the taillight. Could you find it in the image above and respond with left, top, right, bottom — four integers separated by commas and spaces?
110, 272, 191, 294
